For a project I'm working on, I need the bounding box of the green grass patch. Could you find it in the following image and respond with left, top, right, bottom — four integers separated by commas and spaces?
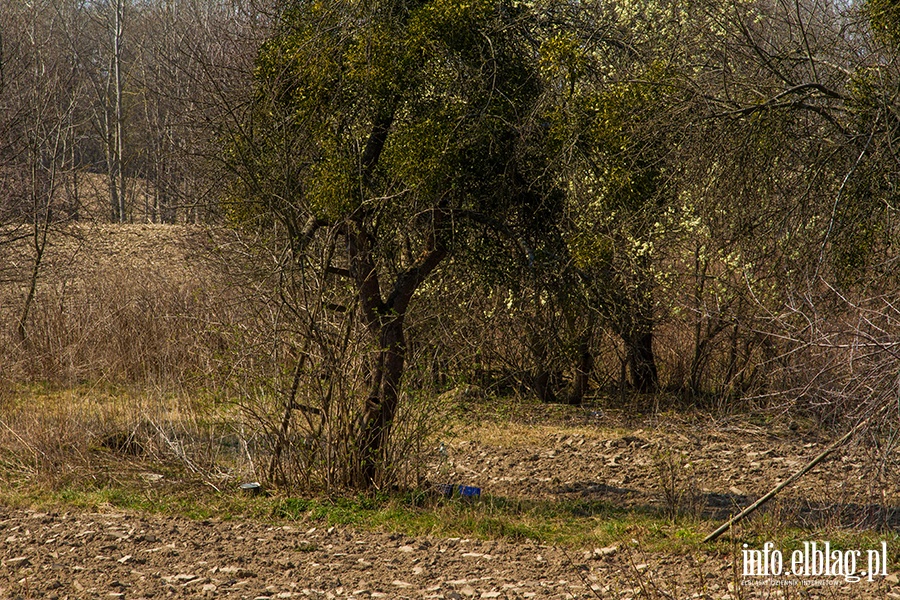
263, 490, 711, 552
10, 472, 893, 558
2, 473, 713, 552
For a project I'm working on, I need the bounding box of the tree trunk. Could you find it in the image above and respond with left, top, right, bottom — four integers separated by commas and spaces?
345, 89, 446, 487
18, 214, 50, 343
534, 369, 556, 403
112, 0, 126, 222
688, 246, 708, 395
627, 329, 658, 393
348, 216, 445, 488
105, 105, 120, 222
357, 317, 405, 487
568, 332, 593, 405
623, 260, 658, 394
529, 334, 557, 403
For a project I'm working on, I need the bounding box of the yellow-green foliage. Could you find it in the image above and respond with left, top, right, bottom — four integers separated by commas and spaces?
308, 151, 356, 221
580, 72, 670, 215
382, 114, 456, 196
566, 230, 614, 271
411, 0, 495, 49
540, 31, 587, 86
345, 22, 406, 101
866, 0, 900, 47
230, 0, 542, 225
847, 67, 883, 125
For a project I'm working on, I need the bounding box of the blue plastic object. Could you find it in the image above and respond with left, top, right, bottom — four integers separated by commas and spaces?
437, 483, 481, 499
459, 485, 481, 498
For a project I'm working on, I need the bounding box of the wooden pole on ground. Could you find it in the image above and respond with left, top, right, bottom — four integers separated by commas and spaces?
703, 402, 890, 543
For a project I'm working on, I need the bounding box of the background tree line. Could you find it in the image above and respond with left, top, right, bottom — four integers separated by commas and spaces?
3, 0, 900, 489
0, 0, 264, 227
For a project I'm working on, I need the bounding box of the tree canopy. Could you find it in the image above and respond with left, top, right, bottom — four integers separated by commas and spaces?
228, 0, 570, 486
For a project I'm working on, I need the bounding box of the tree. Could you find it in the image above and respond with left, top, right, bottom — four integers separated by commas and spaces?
535, 0, 695, 395
70, 0, 131, 222
665, 0, 900, 405
128, 0, 269, 224
230, 0, 560, 487
0, 0, 87, 341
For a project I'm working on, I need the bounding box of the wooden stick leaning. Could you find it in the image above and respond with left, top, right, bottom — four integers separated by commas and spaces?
703, 402, 890, 543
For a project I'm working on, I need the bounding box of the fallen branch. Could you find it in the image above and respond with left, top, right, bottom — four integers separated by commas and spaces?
703, 402, 890, 543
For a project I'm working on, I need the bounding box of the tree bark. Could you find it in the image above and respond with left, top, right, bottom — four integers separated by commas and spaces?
348, 215, 446, 488
357, 317, 405, 486
529, 333, 557, 404
627, 328, 658, 393
623, 259, 659, 394
568, 332, 593, 405
112, 0, 126, 222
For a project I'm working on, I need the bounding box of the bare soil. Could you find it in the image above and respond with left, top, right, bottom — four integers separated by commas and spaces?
0, 504, 890, 599
2, 409, 899, 599
437, 404, 900, 530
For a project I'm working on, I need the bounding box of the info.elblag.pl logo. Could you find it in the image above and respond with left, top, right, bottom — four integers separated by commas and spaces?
743, 541, 889, 583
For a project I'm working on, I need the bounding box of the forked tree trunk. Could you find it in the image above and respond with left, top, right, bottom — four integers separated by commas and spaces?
345, 94, 446, 487
348, 220, 445, 488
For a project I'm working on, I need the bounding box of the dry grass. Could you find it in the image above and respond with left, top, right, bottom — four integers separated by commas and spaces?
447, 419, 611, 448
0, 224, 266, 492
0, 223, 450, 494
0, 385, 252, 493
0, 223, 253, 389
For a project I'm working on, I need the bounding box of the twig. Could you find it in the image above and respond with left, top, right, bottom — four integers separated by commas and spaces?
267, 350, 308, 483
558, 546, 603, 599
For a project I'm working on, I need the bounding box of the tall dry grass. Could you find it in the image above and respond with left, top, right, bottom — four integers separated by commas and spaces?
0, 224, 447, 492
0, 225, 270, 489
0, 224, 256, 391
9, 274, 222, 385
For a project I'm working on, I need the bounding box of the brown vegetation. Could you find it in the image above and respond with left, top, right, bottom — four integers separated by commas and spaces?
2, 0, 900, 593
